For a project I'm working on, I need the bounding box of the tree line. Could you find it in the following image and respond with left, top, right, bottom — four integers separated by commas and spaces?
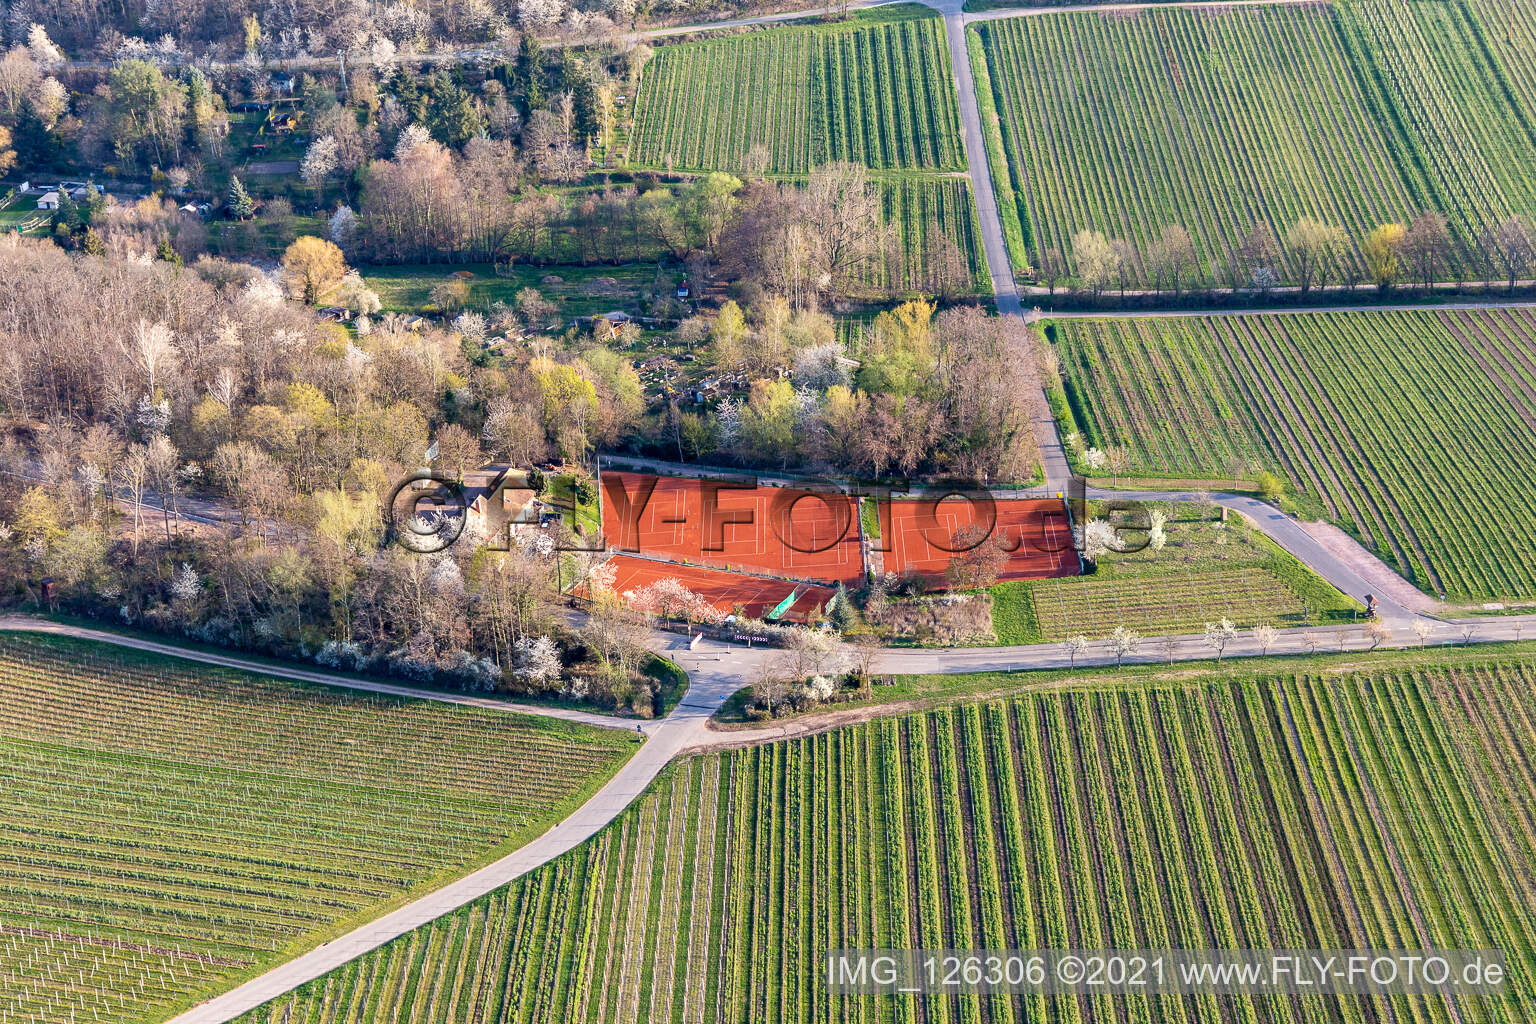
1052, 212, 1536, 299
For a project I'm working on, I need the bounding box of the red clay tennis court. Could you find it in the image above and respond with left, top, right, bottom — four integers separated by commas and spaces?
883, 496, 1080, 581
591, 555, 835, 623
600, 471, 863, 584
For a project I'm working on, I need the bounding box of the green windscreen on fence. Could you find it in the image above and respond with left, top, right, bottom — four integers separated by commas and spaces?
766, 589, 800, 621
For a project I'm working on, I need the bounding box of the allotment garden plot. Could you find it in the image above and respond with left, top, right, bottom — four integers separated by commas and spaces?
233, 654, 1536, 1024
1053, 308, 1536, 602
0, 633, 638, 1024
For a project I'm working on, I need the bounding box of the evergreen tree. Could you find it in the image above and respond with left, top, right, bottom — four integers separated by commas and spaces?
427, 71, 485, 147
52, 189, 80, 233
394, 72, 428, 124
80, 186, 103, 226
516, 32, 545, 111
227, 176, 255, 220
10, 108, 62, 169
829, 583, 857, 632
568, 58, 599, 145
155, 235, 183, 266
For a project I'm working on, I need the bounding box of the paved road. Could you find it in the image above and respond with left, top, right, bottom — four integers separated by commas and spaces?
1034, 297, 1536, 319
149, 632, 754, 1024
936, 0, 1073, 490
12, 592, 1536, 1022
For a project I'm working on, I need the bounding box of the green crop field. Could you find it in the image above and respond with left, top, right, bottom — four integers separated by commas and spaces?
1466, 0, 1536, 123
234, 654, 1536, 1024
874, 177, 991, 294
975, 4, 1421, 276
0, 633, 639, 1024
974, 1, 1536, 279
1050, 308, 1536, 601
628, 16, 965, 175
992, 509, 1360, 644
1340, 0, 1536, 240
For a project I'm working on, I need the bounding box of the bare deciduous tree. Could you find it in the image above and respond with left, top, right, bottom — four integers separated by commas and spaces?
116, 446, 150, 558
1403, 212, 1451, 290
1485, 216, 1536, 292
1147, 225, 1197, 294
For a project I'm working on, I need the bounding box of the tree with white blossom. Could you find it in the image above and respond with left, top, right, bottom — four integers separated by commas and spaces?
1108, 626, 1140, 668
170, 562, 202, 603
1078, 519, 1120, 562
301, 135, 340, 185
513, 635, 561, 687
1203, 617, 1238, 663
518, 0, 565, 31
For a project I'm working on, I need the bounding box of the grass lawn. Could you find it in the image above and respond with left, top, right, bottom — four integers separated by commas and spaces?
990, 502, 1361, 644
359, 262, 663, 319
859, 495, 881, 539
646, 655, 690, 716
0, 192, 49, 235
204, 213, 326, 259
546, 471, 602, 538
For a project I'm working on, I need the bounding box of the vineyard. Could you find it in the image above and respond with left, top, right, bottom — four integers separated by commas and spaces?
1051, 308, 1536, 601
975, 4, 1422, 274
234, 654, 1536, 1024
0, 633, 639, 1024
974, 1, 1536, 278
1028, 570, 1304, 639
622, 11, 987, 294
627, 16, 964, 175
1339, 0, 1536, 240
991, 509, 1359, 643
874, 177, 991, 294
1465, 0, 1536, 125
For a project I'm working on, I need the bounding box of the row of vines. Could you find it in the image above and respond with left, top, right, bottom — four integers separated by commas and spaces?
1052, 307, 1536, 600
0, 634, 638, 1024
235, 657, 1536, 1023
978, 2, 1536, 279
628, 17, 964, 175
